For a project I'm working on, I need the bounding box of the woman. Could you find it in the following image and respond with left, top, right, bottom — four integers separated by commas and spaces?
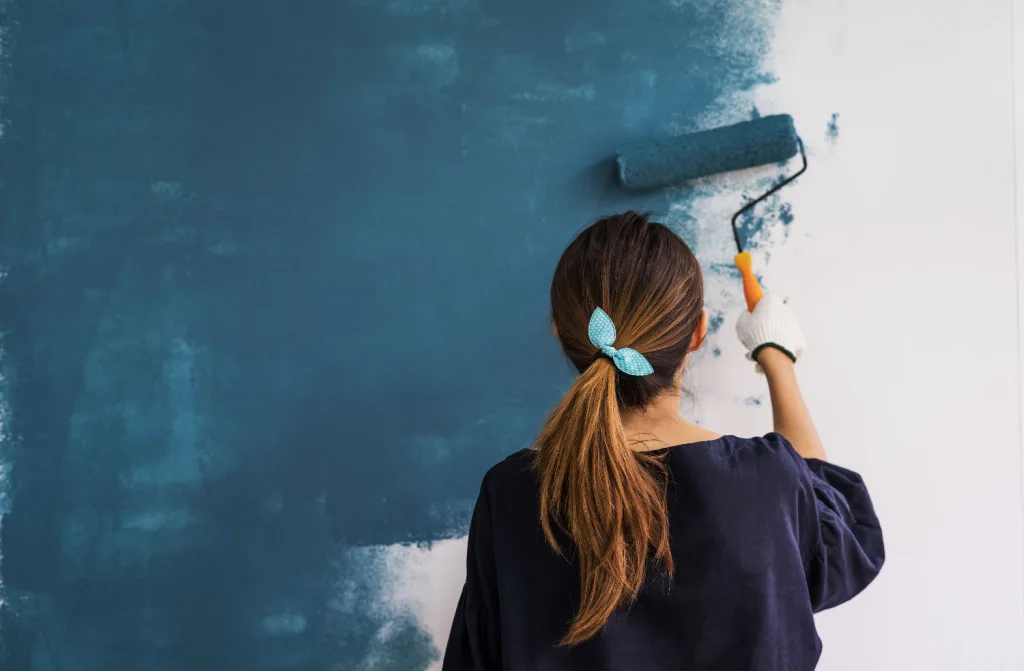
443, 211, 884, 670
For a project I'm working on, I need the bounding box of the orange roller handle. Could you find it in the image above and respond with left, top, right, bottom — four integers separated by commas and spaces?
734, 251, 764, 313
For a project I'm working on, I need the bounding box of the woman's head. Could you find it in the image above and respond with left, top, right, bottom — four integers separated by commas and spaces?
533, 211, 706, 646
550, 211, 706, 401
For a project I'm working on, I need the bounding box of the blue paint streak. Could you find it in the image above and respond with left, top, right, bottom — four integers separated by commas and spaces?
0, 0, 781, 667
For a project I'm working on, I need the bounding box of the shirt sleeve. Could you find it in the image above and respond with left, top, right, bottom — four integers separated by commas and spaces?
442, 474, 502, 671
769, 433, 886, 613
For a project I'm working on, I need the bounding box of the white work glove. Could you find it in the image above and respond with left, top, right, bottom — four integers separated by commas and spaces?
735, 294, 806, 369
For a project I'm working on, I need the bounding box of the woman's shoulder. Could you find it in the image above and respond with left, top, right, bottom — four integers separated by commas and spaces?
476, 434, 809, 495
468, 450, 541, 524
485, 447, 533, 472
671, 433, 810, 486
722, 432, 803, 460
477, 449, 536, 495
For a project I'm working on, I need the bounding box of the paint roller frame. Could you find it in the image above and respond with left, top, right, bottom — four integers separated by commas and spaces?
731, 138, 807, 312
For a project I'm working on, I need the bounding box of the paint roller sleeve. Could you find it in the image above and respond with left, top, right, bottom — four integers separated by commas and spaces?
616, 114, 800, 190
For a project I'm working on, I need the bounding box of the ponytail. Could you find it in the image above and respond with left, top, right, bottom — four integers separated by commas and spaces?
538, 210, 705, 645
532, 357, 673, 646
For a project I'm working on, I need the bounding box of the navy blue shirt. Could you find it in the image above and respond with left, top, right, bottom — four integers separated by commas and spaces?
443, 433, 884, 670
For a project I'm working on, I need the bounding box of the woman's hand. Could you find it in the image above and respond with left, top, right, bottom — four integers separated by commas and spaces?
736, 296, 825, 460
735, 294, 806, 368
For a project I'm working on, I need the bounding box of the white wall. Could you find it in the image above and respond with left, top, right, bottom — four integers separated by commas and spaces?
764, 0, 1024, 668
374, 1, 1024, 669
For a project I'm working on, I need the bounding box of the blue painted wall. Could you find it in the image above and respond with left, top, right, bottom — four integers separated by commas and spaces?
0, 0, 776, 668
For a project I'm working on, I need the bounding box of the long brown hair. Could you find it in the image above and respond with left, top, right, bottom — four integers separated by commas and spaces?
533, 211, 705, 646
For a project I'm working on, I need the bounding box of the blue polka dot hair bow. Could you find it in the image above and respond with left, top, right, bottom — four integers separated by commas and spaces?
588, 308, 654, 377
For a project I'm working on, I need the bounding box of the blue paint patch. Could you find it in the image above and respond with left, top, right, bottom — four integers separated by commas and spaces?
733, 193, 795, 250
744, 396, 763, 406
712, 347, 722, 358
564, 31, 607, 54
326, 546, 441, 668
826, 112, 840, 141
0, 0, 784, 667
707, 311, 725, 335
779, 202, 794, 227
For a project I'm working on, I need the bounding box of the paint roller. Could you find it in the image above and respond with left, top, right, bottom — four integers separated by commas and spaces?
616, 114, 807, 312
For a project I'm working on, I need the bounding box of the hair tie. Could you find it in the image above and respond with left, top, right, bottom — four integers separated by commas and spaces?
588, 308, 654, 377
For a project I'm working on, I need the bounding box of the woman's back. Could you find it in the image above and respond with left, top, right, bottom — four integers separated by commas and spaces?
442, 212, 884, 670
445, 433, 883, 671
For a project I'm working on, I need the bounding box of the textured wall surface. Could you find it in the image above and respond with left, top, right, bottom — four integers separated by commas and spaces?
0, 1, 786, 669
2, 1, 1023, 670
